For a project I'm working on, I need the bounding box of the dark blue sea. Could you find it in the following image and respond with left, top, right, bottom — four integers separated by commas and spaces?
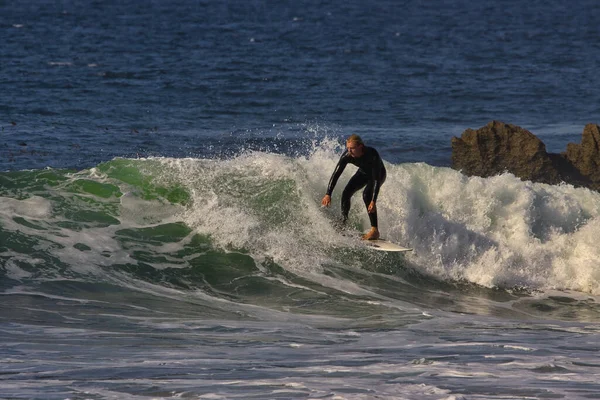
2, 1, 600, 399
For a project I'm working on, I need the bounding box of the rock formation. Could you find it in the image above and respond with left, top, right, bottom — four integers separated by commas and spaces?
564, 124, 600, 185
451, 121, 599, 190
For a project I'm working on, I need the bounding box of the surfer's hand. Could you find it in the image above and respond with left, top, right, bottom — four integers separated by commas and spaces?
368, 201, 376, 213
321, 194, 331, 207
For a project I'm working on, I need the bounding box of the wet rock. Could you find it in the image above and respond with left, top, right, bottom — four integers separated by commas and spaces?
451, 121, 596, 189
564, 123, 600, 186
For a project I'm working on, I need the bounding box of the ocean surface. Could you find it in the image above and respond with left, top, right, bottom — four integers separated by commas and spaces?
2, 1, 600, 399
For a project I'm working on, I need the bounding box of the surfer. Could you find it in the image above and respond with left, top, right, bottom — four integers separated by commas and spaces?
321, 134, 386, 240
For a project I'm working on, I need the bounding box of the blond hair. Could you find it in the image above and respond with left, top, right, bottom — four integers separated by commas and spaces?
346, 134, 364, 146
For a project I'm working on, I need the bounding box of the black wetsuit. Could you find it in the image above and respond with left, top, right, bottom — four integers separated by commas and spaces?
326, 146, 386, 227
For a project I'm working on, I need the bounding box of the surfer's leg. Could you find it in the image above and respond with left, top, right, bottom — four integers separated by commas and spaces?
362, 184, 378, 228
362, 172, 385, 228
361, 187, 380, 240
341, 173, 368, 223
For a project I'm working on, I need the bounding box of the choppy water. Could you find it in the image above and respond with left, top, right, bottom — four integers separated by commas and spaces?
2, 0, 600, 399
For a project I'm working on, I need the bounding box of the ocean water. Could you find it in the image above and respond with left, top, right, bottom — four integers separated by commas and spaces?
2, 1, 600, 399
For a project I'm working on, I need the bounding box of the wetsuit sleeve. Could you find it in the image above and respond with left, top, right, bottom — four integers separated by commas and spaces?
370, 152, 385, 203
326, 152, 349, 196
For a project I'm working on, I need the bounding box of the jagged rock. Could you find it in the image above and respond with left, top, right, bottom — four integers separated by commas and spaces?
452, 121, 560, 184
564, 124, 600, 185
451, 121, 595, 189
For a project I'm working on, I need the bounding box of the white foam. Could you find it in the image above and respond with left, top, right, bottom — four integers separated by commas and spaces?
4, 256, 36, 280
47, 61, 73, 66
0, 195, 52, 219
373, 163, 600, 294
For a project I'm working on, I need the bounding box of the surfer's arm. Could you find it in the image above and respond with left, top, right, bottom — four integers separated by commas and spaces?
326, 152, 349, 196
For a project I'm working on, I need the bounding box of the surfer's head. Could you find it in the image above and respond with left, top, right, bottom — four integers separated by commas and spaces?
346, 134, 364, 158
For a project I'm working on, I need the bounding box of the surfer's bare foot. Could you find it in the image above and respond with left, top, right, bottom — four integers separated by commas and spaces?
362, 227, 380, 240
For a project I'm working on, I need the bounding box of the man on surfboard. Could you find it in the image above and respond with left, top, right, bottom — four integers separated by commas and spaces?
321, 134, 386, 240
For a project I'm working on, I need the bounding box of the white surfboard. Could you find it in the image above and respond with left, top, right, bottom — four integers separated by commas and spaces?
364, 239, 412, 253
